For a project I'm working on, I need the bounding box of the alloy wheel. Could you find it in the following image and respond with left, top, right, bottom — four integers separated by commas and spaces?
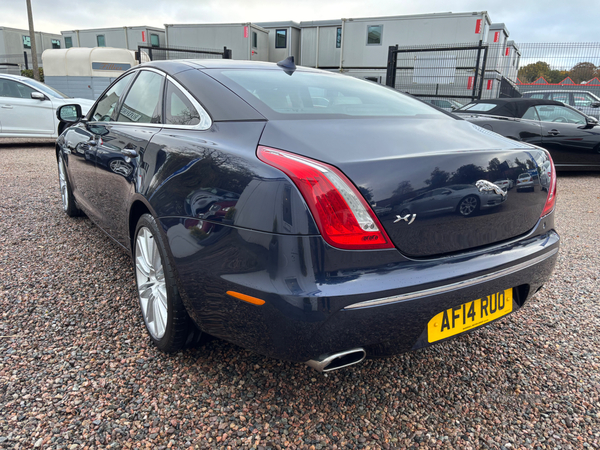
459, 196, 478, 216
135, 227, 168, 339
58, 158, 69, 211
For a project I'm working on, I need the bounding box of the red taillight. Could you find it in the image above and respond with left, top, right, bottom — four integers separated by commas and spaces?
541, 154, 557, 217
257, 146, 394, 250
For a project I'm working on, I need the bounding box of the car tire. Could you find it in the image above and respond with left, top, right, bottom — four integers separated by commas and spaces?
57, 154, 83, 217
133, 214, 201, 353
457, 195, 479, 217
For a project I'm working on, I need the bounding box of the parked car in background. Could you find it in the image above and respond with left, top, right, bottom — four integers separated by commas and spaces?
521, 90, 600, 119
395, 184, 506, 218
516, 173, 535, 192
0, 74, 94, 138
422, 97, 464, 112
493, 179, 514, 191
455, 98, 600, 171
55, 60, 558, 372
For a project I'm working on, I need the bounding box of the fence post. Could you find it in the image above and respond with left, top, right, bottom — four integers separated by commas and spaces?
23, 51, 28, 70
472, 43, 484, 101
148, 47, 153, 61
477, 45, 489, 100
386, 45, 398, 87
223, 46, 232, 59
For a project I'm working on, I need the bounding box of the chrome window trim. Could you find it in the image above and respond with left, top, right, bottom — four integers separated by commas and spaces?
87, 68, 212, 131
344, 248, 559, 310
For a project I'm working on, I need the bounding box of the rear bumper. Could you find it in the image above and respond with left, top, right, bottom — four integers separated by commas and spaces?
161, 217, 559, 362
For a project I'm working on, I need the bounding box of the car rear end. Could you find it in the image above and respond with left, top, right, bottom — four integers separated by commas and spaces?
164, 66, 559, 368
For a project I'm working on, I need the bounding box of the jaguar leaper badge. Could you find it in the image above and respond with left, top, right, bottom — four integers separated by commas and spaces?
476, 180, 506, 197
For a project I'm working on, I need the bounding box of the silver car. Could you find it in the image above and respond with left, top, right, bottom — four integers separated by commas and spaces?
516, 173, 535, 192
521, 90, 600, 119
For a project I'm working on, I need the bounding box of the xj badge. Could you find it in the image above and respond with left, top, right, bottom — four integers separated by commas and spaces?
394, 213, 416, 225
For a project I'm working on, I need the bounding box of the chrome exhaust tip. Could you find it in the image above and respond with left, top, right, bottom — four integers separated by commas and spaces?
306, 348, 366, 372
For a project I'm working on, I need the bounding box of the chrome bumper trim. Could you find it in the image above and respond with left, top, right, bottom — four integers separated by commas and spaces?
344, 248, 559, 310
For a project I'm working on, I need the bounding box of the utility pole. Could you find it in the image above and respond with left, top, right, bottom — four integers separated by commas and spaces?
25, 0, 40, 81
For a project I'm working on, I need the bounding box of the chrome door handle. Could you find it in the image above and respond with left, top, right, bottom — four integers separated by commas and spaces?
547, 129, 560, 136
1, 105, 12, 109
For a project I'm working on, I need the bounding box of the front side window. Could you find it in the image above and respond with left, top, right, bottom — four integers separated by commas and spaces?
336, 27, 342, 48
165, 81, 200, 126
252, 31, 258, 49
535, 105, 585, 125
22, 35, 31, 49
117, 70, 164, 124
65, 36, 73, 48
573, 93, 595, 107
0, 79, 35, 99
97, 35, 106, 47
150, 34, 160, 47
51, 39, 61, 49
275, 29, 287, 49
92, 72, 136, 122
522, 107, 540, 121
367, 25, 382, 45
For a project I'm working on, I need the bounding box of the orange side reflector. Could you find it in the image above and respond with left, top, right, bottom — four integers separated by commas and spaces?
226, 291, 265, 306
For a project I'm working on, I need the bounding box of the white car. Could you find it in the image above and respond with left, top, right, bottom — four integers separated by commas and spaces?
0, 74, 95, 138
493, 179, 514, 191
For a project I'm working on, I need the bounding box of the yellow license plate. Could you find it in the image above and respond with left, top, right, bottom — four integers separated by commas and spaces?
427, 289, 513, 343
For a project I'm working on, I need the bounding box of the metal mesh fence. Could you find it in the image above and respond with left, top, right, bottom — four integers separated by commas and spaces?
137, 45, 231, 62
386, 42, 600, 110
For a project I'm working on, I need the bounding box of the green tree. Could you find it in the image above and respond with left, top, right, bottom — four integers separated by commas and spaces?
569, 62, 598, 84
21, 67, 44, 82
517, 61, 551, 83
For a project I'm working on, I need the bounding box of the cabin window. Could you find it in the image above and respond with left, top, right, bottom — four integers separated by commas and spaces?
252, 31, 258, 48
65, 37, 73, 48
275, 29, 287, 49
367, 25, 382, 45
97, 35, 106, 47
22, 36, 31, 49
336, 27, 342, 48
51, 39, 61, 49
150, 34, 160, 47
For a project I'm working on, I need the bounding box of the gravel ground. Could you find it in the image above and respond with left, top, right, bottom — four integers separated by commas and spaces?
0, 141, 599, 450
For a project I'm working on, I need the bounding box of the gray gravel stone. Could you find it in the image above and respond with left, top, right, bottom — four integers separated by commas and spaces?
0, 141, 599, 449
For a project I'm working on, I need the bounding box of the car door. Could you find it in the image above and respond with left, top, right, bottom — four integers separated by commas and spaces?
89, 69, 165, 247
64, 71, 137, 221
0, 78, 55, 136
536, 104, 599, 167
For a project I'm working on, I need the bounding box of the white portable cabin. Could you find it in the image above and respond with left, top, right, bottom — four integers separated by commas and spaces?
165, 23, 269, 61
42, 47, 140, 100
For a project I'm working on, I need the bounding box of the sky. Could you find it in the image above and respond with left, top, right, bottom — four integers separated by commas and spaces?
2, 0, 600, 43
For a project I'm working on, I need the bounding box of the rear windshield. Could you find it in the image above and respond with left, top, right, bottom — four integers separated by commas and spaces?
457, 103, 496, 112
217, 69, 446, 118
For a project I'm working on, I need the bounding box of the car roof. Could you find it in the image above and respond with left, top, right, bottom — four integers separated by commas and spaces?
137, 59, 326, 76
457, 98, 564, 118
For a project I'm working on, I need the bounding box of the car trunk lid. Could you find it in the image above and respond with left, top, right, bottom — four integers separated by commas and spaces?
259, 117, 551, 257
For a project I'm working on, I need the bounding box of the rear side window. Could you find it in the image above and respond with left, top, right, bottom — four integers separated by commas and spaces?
550, 93, 569, 104
165, 81, 200, 126
92, 72, 135, 122
118, 70, 164, 124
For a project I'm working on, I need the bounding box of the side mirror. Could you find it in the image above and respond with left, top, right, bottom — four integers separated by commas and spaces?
591, 101, 600, 108
586, 116, 599, 127
57, 104, 83, 123
31, 91, 47, 101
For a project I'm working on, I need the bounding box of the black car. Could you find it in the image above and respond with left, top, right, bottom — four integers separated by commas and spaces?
455, 98, 600, 171
55, 60, 559, 372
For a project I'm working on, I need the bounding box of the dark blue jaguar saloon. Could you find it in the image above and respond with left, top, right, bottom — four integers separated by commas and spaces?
56, 59, 559, 372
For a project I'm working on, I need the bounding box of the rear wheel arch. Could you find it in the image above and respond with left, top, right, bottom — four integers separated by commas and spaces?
129, 200, 152, 251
